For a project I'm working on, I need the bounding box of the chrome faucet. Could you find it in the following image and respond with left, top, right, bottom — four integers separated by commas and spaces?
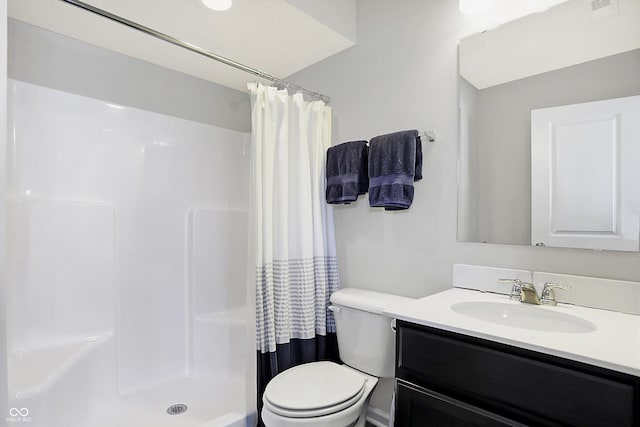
499, 278, 526, 301
540, 282, 570, 306
499, 279, 570, 305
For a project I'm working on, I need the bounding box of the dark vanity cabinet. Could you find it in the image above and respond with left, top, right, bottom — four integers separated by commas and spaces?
394, 320, 640, 427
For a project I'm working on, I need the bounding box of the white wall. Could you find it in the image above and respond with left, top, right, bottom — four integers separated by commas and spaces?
289, 0, 640, 411
7, 200, 115, 352
457, 77, 478, 242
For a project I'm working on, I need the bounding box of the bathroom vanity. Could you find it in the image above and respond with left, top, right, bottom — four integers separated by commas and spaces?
386, 289, 640, 426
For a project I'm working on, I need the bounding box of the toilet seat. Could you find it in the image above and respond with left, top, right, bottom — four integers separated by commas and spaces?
263, 361, 367, 418
264, 385, 365, 418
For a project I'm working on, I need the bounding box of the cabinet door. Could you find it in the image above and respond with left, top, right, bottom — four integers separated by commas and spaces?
396, 322, 640, 427
395, 380, 525, 427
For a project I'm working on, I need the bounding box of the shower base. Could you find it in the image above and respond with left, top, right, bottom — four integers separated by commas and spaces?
89, 376, 252, 427
8, 333, 254, 427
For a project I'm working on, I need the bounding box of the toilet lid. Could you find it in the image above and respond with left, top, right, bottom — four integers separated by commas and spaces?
263, 361, 366, 415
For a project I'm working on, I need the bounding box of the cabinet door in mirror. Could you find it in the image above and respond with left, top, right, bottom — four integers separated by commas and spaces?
531, 96, 640, 251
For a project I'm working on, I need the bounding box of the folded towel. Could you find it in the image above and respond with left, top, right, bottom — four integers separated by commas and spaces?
368, 130, 422, 210
326, 140, 369, 204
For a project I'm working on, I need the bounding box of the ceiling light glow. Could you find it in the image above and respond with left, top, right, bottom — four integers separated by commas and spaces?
459, 0, 570, 16
459, 0, 496, 15
201, 0, 232, 12
459, 0, 570, 29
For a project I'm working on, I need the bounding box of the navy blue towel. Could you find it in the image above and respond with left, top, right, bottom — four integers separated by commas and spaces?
368, 130, 423, 210
326, 140, 369, 204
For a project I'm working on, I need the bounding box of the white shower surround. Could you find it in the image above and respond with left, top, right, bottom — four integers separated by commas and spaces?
6, 79, 254, 426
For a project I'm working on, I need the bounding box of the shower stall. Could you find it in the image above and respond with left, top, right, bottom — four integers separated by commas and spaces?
2, 1, 334, 424
4, 78, 255, 426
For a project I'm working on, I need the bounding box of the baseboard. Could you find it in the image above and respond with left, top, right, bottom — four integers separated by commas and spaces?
366, 406, 390, 427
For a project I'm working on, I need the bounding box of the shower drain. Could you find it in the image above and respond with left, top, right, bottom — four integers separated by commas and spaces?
166, 403, 188, 415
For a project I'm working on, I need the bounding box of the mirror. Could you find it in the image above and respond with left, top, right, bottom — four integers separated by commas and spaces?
457, 0, 640, 250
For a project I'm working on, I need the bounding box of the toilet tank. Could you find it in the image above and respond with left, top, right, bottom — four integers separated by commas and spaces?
329, 288, 415, 378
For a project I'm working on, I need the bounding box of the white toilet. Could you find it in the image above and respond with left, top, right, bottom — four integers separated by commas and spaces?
261, 288, 414, 427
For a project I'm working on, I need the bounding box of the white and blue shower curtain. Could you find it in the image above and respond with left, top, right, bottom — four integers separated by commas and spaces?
247, 83, 341, 422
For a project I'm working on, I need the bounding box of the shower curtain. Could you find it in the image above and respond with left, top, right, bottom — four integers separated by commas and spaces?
247, 82, 340, 421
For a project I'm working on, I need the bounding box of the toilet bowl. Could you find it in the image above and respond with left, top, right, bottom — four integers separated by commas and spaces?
261, 362, 377, 427
261, 288, 415, 427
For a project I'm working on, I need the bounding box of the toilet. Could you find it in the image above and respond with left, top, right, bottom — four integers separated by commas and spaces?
261, 288, 415, 427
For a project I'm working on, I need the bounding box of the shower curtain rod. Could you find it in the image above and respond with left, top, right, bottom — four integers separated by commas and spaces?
59, 0, 331, 103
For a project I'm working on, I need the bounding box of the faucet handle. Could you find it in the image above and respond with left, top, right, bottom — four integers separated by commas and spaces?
498, 278, 523, 301
541, 282, 570, 306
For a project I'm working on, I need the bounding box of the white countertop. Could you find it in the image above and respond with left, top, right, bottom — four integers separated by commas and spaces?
383, 288, 640, 377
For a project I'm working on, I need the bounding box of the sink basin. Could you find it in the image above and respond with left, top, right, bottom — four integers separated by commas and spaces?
450, 301, 596, 333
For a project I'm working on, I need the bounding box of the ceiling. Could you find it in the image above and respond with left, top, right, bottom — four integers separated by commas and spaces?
8, 0, 356, 93
460, 0, 640, 89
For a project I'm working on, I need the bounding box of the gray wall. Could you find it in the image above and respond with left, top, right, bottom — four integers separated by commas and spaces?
472, 49, 640, 245
458, 76, 478, 242
289, 0, 640, 412
1, 1, 8, 423
8, 19, 251, 132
